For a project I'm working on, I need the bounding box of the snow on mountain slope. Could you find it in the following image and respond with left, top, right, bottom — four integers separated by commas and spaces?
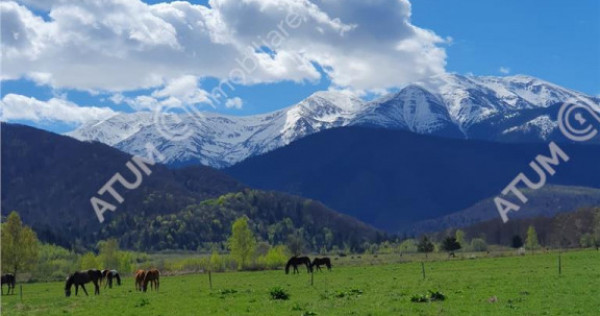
67, 91, 366, 167
67, 75, 598, 167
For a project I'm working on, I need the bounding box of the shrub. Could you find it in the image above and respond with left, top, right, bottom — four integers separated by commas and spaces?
264, 245, 289, 269
218, 289, 238, 296
269, 287, 290, 300
410, 290, 445, 303
470, 238, 488, 252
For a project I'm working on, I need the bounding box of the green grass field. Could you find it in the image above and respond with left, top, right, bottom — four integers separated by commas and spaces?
2, 250, 599, 316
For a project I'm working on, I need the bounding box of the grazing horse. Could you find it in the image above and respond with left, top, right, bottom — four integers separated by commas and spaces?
311, 257, 332, 272
65, 269, 102, 297
101, 269, 121, 289
135, 270, 146, 291
1, 274, 16, 295
142, 269, 160, 292
285, 256, 312, 274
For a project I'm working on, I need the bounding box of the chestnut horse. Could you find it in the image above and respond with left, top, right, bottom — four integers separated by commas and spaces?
135, 270, 146, 291
142, 269, 160, 292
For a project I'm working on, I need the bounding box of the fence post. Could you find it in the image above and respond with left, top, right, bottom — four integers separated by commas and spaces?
421, 262, 426, 280
558, 253, 562, 276
208, 270, 213, 290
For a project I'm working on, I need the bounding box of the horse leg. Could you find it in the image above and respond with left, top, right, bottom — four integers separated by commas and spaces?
95, 281, 100, 295
75, 284, 79, 296
82, 284, 90, 296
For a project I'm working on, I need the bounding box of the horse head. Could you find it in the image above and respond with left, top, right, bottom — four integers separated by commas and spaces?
64, 275, 73, 297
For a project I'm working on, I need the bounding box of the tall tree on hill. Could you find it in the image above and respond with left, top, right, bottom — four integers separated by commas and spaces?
228, 216, 256, 270
417, 236, 434, 259
526, 225, 540, 254
287, 230, 305, 256
97, 239, 120, 269
1, 211, 39, 276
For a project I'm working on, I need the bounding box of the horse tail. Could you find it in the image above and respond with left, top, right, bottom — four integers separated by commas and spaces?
285, 260, 291, 274
116, 273, 121, 286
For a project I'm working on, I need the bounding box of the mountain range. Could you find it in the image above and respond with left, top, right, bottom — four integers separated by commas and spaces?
225, 127, 600, 231
67, 74, 600, 168
1, 123, 379, 250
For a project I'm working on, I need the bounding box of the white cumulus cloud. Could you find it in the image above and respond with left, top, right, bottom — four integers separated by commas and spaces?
2, 0, 448, 94
0, 94, 117, 124
225, 97, 243, 109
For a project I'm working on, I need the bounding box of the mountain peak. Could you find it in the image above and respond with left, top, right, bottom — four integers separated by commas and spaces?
67, 74, 596, 167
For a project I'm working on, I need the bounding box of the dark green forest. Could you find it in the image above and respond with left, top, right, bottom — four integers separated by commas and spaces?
99, 189, 382, 252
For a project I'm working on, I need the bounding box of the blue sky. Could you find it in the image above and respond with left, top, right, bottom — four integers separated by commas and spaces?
1, 0, 599, 133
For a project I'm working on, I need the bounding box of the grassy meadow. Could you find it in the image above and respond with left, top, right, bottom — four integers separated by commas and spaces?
2, 249, 599, 316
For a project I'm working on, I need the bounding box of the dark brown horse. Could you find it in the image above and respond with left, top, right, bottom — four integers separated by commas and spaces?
285, 256, 312, 274
101, 269, 121, 289
1, 274, 16, 295
142, 269, 160, 292
135, 270, 146, 291
65, 269, 102, 297
311, 257, 332, 271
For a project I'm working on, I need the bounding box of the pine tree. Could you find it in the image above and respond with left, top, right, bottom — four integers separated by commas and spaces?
417, 236, 434, 258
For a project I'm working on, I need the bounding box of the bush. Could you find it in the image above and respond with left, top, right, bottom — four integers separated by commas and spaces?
580, 233, 595, 248
411, 290, 445, 303
264, 245, 289, 269
269, 287, 290, 300
470, 238, 488, 252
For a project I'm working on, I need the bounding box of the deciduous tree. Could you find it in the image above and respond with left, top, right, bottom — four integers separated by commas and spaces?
526, 225, 540, 253
1, 211, 39, 277
227, 216, 256, 269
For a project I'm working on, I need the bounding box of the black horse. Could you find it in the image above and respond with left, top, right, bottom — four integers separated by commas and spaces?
285, 256, 312, 274
311, 257, 332, 271
1, 274, 16, 295
101, 269, 121, 289
65, 269, 102, 297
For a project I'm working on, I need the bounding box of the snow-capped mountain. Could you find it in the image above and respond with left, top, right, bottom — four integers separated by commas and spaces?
68, 91, 366, 167
67, 74, 598, 167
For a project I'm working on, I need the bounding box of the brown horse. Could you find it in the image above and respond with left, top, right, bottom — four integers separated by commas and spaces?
285, 257, 312, 274
65, 269, 102, 297
135, 270, 146, 291
311, 257, 332, 271
142, 269, 160, 292
101, 269, 121, 289
1, 274, 16, 295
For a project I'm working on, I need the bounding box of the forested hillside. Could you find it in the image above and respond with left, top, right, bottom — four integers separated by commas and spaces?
434, 207, 600, 249
1, 123, 381, 251
99, 189, 382, 252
